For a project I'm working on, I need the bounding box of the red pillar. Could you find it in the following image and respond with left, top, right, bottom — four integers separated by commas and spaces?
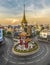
25, 43, 28, 48
20, 39, 23, 45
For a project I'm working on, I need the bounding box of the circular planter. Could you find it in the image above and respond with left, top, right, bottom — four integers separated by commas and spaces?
12, 42, 39, 56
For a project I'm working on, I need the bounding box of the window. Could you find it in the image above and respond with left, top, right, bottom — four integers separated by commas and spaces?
0, 30, 2, 37
0, 30, 1, 33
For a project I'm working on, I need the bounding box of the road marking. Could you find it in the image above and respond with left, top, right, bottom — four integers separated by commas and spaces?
26, 45, 48, 64
4, 38, 49, 64
28, 46, 44, 59
7, 41, 48, 59
2, 55, 8, 61
17, 62, 26, 64
9, 61, 16, 64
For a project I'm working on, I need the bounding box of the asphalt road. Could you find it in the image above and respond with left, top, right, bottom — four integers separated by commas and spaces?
0, 37, 50, 65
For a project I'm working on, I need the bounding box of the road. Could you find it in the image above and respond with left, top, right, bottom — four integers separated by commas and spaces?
0, 37, 50, 65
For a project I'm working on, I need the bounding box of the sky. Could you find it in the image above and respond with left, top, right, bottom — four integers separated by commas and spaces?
0, 0, 50, 25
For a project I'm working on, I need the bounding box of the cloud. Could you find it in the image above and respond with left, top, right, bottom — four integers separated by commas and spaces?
25, 0, 50, 18
0, 0, 50, 18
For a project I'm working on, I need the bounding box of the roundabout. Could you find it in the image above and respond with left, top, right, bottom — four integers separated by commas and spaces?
12, 41, 39, 56
1, 38, 48, 65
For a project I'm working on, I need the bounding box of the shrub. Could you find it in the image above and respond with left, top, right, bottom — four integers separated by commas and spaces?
7, 31, 11, 35
3, 30, 6, 36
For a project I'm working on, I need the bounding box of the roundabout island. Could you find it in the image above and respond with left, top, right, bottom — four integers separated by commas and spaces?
12, 32, 39, 56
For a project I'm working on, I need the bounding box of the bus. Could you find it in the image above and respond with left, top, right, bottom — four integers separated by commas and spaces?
0, 29, 3, 43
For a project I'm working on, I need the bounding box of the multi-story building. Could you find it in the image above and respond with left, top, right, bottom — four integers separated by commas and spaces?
40, 29, 50, 40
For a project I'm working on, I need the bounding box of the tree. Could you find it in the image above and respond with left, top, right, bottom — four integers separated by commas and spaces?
3, 30, 6, 36
7, 31, 12, 37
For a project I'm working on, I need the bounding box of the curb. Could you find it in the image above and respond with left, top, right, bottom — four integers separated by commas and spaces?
38, 39, 49, 43
12, 43, 40, 56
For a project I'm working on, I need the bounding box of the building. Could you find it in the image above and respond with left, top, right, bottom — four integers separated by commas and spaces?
21, 4, 28, 32
35, 24, 41, 32
21, 4, 32, 36
40, 29, 50, 40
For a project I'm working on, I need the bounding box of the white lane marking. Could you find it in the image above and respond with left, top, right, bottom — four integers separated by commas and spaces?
28, 46, 44, 59
8, 45, 44, 60
2, 55, 16, 64
4, 38, 49, 64
2, 55, 8, 61
13, 45, 49, 64
7, 42, 48, 59
2, 45, 48, 65
9, 61, 16, 64
17, 62, 26, 64
26, 45, 48, 64
2, 55, 25, 64
10, 45, 48, 65
6, 45, 48, 64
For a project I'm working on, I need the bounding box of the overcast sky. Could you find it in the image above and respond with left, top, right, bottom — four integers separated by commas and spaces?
0, 0, 50, 25
0, 0, 50, 18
